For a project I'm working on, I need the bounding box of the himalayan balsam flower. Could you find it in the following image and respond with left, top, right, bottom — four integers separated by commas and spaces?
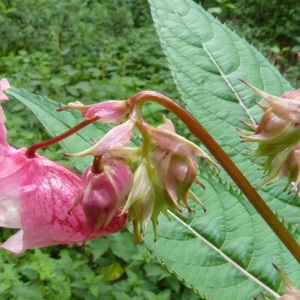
0, 79, 126, 253
240, 80, 300, 195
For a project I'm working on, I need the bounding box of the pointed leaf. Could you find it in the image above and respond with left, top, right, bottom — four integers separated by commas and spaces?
147, 0, 300, 298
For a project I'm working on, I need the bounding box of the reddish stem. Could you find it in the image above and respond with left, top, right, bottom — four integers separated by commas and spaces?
26, 117, 99, 158
91, 156, 103, 174
127, 91, 300, 263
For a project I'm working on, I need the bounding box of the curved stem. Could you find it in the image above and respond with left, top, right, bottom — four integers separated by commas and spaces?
128, 91, 300, 263
92, 155, 103, 174
26, 117, 99, 158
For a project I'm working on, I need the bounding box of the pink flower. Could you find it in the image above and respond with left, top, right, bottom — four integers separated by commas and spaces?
0, 79, 126, 253
74, 158, 133, 237
58, 100, 129, 124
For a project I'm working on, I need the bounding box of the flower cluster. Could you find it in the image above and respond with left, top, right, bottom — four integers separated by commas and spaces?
0, 79, 217, 252
62, 93, 218, 243
240, 80, 300, 196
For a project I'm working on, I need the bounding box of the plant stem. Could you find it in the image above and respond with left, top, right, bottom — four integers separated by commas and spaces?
128, 91, 300, 263
26, 117, 99, 158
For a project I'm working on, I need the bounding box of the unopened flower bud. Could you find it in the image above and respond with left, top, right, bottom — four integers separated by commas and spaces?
151, 148, 206, 212
121, 162, 155, 243
75, 157, 133, 236
59, 100, 129, 124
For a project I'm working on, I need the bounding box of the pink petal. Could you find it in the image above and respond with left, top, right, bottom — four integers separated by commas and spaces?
0, 79, 10, 146
0, 196, 21, 228
69, 119, 135, 157
156, 115, 175, 132
94, 120, 135, 155
59, 100, 129, 124
0, 78, 10, 102
282, 89, 300, 100
82, 101, 129, 124
0, 150, 126, 253
149, 126, 216, 165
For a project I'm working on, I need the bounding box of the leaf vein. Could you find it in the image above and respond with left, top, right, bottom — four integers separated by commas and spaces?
202, 44, 256, 124
169, 211, 280, 298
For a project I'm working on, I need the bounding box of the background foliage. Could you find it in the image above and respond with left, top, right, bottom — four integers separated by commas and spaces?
0, 0, 299, 299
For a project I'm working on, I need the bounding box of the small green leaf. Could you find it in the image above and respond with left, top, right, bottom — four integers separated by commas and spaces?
100, 262, 124, 281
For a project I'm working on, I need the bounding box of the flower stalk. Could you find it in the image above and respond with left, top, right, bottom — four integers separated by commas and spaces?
26, 116, 99, 158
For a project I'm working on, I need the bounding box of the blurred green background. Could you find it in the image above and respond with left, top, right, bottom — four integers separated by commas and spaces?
0, 0, 299, 299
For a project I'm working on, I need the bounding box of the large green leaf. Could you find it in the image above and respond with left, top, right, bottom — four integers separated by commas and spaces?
4, 1, 300, 298
145, 0, 300, 299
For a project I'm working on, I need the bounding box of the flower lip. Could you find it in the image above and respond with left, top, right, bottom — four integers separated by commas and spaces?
0, 151, 128, 253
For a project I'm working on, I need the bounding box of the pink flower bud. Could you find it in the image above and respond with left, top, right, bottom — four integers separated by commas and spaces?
240, 79, 300, 123
76, 157, 133, 236
59, 100, 129, 124
151, 148, 204, 212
